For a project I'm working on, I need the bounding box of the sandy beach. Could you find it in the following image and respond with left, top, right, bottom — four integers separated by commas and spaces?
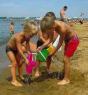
0, 22, 88, 95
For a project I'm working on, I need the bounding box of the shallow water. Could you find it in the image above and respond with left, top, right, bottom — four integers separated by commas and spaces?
0, 18, 24, 46
0, 45, 9, 74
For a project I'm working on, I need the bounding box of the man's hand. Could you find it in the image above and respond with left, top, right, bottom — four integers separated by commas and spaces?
25, 59, 29, 64
36, 47, 43, 52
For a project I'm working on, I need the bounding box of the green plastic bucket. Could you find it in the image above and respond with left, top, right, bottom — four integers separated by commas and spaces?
36, 49, 49, 62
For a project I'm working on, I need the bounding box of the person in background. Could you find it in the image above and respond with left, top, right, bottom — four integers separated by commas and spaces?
9, 21, 15, 37
60, 6, 68, 22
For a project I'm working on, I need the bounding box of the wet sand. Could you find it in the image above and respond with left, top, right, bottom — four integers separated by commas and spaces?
0, 44, 9, 74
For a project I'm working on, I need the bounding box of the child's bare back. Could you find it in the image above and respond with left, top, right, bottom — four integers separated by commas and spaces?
7, 32, 27, 50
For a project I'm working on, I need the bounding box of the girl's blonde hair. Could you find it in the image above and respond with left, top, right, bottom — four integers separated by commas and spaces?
23, 20, 38, 34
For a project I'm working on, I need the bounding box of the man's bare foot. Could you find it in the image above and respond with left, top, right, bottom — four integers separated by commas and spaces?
34, 71, 40, 78
19, 76, 25, 80
11, 80, 23, 87
57, 79, 70, 85
8, 65, 12, 67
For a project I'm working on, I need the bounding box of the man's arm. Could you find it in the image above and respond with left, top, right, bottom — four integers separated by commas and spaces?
39, 31, 54, 50
40, 38, 51, 49
38, 31, 47, 43
26, 40, 31, 54
16, 37, 28, 64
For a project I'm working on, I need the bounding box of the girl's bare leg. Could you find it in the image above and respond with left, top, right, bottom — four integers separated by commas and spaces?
16, 53, 24, 80
34, 61, 41, 77
7, 52, 22, 87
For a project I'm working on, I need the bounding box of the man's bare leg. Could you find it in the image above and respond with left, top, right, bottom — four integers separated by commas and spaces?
46, 57, 51, 74
7, 52, 22, 87
57, 56, 70, 85
34, 61, 41, 77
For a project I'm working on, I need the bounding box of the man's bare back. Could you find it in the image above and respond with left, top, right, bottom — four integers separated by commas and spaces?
55, 20, 75, 43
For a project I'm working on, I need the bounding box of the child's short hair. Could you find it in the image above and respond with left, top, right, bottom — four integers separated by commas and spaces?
10, 21, 14, 25
63, 6, 68, 10
23, 20, 38, 34
40, 16, 54, 32
45, 12, 56, 20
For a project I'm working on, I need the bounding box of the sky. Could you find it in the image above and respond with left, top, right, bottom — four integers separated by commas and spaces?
0, 0, 88, 18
